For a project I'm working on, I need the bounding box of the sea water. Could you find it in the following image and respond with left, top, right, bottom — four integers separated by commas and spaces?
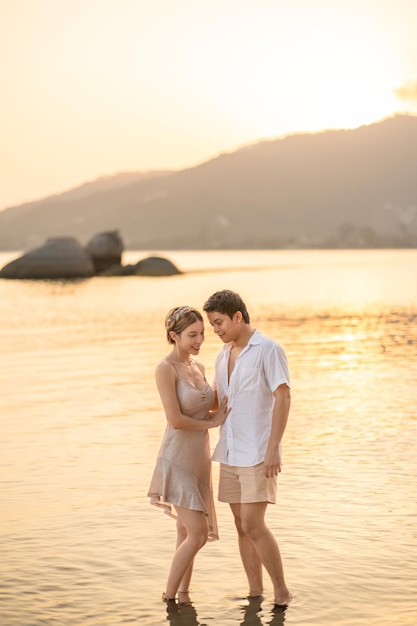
1, 249, 416, 625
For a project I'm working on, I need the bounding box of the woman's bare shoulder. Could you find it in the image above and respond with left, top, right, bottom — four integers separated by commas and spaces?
155, 358, 177, 377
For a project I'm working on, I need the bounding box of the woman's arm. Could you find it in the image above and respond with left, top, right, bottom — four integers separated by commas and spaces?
155, 361, 227, 430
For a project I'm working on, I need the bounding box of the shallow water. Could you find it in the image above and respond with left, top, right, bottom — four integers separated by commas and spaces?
1, 249, 416, 625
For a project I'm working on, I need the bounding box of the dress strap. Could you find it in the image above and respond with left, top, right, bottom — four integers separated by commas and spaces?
166, 360, 180, 377
193, 359, 205, 377
164, 358, 205, 381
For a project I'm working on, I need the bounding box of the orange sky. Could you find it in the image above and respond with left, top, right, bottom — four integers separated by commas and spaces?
1, 0, 417, 210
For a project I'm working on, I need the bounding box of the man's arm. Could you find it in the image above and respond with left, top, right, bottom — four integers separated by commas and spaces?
263, 383, 291, 477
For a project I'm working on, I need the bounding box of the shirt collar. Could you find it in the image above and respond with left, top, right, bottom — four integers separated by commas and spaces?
248, 329, 262, 345
222, 328, 261, 352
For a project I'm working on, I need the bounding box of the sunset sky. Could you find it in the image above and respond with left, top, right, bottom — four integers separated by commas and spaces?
1, 0, 417, 210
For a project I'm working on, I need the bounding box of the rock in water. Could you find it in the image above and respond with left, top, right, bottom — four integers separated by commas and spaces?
0, 237, 95, 279
134, 256, 182, 276
85, 231, 124, 274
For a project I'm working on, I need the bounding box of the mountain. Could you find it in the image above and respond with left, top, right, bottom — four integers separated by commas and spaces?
1, 115, 417, 250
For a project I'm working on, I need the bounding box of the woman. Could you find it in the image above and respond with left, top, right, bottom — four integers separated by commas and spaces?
147, 306, 229, 605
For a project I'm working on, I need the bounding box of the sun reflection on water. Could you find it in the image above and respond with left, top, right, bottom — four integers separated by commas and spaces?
0, 250, 416, 626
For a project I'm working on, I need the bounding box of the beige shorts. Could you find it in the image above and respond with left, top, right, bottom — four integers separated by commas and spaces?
218, 462, 277, 504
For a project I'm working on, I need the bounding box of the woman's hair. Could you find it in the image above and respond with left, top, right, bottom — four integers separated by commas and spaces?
165, 306, 203, 343
203, 290, 250, 323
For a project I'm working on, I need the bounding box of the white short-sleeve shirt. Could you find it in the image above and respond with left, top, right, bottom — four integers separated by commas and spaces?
212, 329, 290, 467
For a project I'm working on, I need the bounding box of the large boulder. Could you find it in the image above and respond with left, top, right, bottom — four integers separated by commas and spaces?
0, 237, 95, 279
134, 256, 182, 276
85, 230, 124, 274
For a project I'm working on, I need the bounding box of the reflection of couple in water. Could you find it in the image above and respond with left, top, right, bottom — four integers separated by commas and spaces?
165, 596, 288, 626
147, 290, 293, 613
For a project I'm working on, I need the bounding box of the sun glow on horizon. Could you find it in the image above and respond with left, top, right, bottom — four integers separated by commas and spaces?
1, 0, 417, 209
202, 10, 405, 138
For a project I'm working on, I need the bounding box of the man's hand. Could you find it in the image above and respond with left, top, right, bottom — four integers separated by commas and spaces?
263, 447, 282, 477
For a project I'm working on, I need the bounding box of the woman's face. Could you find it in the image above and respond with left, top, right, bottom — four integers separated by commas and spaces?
175, 320, 205, 355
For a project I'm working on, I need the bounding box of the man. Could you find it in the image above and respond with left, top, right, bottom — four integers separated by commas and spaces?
203, 290, 292, 608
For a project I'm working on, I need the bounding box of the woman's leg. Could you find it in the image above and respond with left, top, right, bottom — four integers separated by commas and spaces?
164, 506, 208, 599
175, 518, 193, 603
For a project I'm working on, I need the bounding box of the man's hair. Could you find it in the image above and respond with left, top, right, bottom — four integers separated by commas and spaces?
203, 290, 250, 323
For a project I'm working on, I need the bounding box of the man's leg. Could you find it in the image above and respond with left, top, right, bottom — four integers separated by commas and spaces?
230, 503, 263, 597
239, 502, 291, 605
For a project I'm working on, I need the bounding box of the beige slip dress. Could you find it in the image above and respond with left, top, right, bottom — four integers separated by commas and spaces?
147, 362, 219, 540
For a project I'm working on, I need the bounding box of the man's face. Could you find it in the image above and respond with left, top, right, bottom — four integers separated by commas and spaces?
206, 311, 238, 343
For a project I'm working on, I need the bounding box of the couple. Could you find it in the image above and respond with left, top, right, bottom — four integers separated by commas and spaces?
147, 290, 292, 609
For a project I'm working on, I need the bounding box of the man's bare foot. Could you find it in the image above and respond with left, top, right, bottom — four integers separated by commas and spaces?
273, 592, 294, 609
248, 587, 263, 598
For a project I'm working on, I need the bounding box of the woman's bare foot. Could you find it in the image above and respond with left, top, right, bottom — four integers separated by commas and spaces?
177, 590, 191, 605
162, 592, 176, 603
